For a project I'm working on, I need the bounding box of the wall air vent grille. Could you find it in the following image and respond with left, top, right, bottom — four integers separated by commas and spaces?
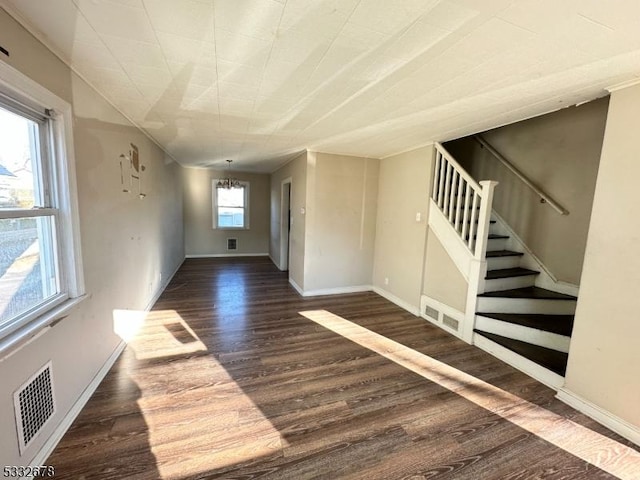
227, 238, 237, 251
443, 315, 460, 331
14, 362, 56, 455
424, 305, 439, 320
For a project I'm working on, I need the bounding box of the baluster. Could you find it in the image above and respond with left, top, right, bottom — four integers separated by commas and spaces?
469, 192, 479, 250
454, 175, 464, 232
437, 157, 447, 207
448, 170, 458, 223
443, 162, 452, 215
432, 151, 441, 201
461, 183, 472, 240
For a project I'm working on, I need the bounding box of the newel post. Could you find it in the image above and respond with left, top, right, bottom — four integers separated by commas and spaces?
461, 180, 498, 344
474, 181, 499, 260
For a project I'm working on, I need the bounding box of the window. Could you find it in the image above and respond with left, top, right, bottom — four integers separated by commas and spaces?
212, 181, 250, 229
0, 63, 83, 350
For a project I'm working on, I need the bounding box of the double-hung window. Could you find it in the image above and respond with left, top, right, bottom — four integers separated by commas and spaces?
212, 181, 250, 229
0, 64, 84, 351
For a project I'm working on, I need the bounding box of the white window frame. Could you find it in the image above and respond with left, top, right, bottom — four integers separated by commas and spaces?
0, 61, 85, 356
212, 180, 250, 230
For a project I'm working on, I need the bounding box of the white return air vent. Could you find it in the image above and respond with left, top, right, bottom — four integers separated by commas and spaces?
14, 361, 56, 455
227, 238, 238, 251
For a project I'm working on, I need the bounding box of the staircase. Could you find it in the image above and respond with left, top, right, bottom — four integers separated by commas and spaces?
473, 218, 576, 386
426, 142, 577, 389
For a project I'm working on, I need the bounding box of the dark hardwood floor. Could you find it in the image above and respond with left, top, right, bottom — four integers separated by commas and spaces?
43, 258, 640, 479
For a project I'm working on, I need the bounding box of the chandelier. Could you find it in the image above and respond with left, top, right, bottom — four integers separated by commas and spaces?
217, 159, 241, 189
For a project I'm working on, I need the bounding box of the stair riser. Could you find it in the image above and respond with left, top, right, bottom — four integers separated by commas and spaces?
476, 297, 576, 315
473, 334, 565, 389
483, 275, 536, 292
486, 237, 508, 250
486, 256, 521, 270
475, 316, 570, 352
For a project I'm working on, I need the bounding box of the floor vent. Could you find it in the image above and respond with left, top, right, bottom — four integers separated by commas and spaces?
443, 314, 460, 331
227, 238, 238, 251
14, 362, 56, 455
424, 305, 439, 320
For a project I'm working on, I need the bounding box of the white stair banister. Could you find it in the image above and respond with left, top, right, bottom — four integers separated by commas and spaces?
474, 180, 499, 260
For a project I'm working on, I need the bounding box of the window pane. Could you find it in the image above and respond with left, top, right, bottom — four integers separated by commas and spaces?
217, 186, 244, 207
218, 207, 244, 227
0, 216, 59, 327
0, 106, 40, 209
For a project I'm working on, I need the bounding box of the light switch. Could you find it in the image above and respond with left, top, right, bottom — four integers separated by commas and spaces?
415, 212, 421, 222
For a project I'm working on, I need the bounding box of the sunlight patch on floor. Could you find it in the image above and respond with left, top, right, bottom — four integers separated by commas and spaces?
113, 309, 208, 359
299, 309, 640, 480
115, 308, 286, 478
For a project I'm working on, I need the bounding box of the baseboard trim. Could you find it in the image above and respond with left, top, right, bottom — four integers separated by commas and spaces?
289, 278, 304, 296
297, 284, 373, 297
473, 333, 565, 390
145, 257, 184, 310
28, 339, 126, 473
373, 287, 420, 316
556, 388, 640, 447
185, 253, 269, 258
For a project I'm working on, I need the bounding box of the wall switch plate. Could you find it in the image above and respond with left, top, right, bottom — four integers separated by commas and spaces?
415, 212, 421, 222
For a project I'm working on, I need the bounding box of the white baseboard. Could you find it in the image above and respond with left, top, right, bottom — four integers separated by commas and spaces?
145, 257, 184, 310
556, 388, 640, 447
373, 286, 420, 316
28, 340, 126, 474
295, 284, 373, 297
185, 253, 269, 258
289, 278, 304, 296
473, 333, 565, 390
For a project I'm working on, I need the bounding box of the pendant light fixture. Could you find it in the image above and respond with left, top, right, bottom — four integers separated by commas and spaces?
217, 159, 241, 189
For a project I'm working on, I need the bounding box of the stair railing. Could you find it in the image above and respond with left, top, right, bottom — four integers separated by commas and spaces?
474, 135, 569, 215
432, 143, 497, 260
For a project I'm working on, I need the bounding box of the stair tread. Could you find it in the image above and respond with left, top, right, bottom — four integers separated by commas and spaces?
485, 267, 539, 279
485, 250, 524, 258
488, 234, 509, 239
478, 286, 577, 300
476, 313, 574, 336
474, 331, 568, 376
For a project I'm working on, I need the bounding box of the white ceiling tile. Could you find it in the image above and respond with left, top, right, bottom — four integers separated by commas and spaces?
143, 0, 215, 42
214, 30, 271, 66
156, 32, 216, 67
100, 35, 166, 68
121, 63, 173, 86
213, 0, 283, 42
74, 0, 157, 43
349, 0, 440, 35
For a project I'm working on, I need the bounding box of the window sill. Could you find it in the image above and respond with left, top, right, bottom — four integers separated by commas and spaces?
0, 295, 87, 362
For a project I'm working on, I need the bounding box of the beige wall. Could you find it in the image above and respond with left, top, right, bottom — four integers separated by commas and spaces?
270, 151, 307, 288
447, 98, 608, 285
0, 9, 184, 467
373, 146, 432, 309
422, 228, 468, 312
564, 84, 640, 429
183, 167, 270, 256
304, 152, 379, 292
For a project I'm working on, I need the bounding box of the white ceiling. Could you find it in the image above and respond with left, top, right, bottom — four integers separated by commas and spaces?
3, 0, 640, 172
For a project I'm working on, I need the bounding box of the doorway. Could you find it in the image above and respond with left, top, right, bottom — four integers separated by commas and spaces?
280, 178, 292, 271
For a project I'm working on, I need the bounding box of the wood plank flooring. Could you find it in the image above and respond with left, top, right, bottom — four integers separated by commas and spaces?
42, 258, 639, 479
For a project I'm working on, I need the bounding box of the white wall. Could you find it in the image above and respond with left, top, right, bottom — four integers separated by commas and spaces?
372, 146, 433, 310
303, 152, 379, 292
0, 10, 184, 467
183, 167, 270, 256
422, 228, 468, 312
563, 83, 640, 431
270, 151, 307, 288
